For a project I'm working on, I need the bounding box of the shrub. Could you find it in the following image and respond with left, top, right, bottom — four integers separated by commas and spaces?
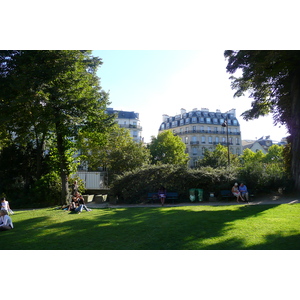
110, 165, 238, 203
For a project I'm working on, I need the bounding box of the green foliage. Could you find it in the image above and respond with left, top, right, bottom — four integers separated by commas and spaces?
111, 164, 237, 203
238, 145, 291, 192
31, 172, 62, 207
197, 144, 240, 168
148, 131, 189, 165
78, 125, 150, 177
224, 50, 300, 190
0, 50, 114, 205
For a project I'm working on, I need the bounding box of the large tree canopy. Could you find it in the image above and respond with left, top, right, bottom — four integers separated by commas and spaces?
224, 50, 300, 190
0, 50, 114, 204
148, 131, 189, 166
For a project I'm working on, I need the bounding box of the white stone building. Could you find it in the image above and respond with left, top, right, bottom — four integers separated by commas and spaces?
158, 108, 243, 167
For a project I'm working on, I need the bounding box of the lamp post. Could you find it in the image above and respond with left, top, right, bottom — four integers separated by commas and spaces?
222, 117, 230, 166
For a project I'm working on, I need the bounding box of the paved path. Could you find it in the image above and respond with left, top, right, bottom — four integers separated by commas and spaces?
86, 194, 300, 209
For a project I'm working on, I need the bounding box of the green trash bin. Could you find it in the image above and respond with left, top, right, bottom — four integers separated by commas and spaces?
189, 188, 203, 202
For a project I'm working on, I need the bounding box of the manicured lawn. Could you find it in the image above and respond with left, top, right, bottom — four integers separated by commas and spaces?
1, 203, 300, 250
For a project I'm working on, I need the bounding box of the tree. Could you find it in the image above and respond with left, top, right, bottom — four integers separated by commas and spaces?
148, 131, 189, 165
78, 125, 151, 177
0, 51, 114, 205
197, 144, 240, 168
224, 50, 300, 190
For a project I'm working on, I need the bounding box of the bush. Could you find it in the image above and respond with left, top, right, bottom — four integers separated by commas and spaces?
110, 165, 238, 203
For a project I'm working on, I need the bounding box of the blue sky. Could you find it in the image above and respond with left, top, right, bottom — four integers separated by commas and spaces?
93, 50, 288, 143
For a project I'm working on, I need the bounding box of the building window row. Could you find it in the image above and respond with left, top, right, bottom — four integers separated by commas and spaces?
165, 117, 238, 128
172, 126, 240, 135
184, 136, 240, 146
189, 147, 241, 156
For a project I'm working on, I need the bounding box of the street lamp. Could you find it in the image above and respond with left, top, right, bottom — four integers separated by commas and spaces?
222, 117, 230, 166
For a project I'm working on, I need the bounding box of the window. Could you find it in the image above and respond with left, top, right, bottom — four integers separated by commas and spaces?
186, 118, 190, 124
192, 126, 196, 132
200, 117, 204, 123
206, 117, 211, 123
200, 126, 205, 132
192, 117, 197, 123
213, 118, 218, 124
180, 119, 184, 126
215, 137, 219, 143
236, 138, 240, 145
233, 120, 237, 125
207, 126, 211, 132
208, 136, 212, 144
192, 147, 197, 155
201, 136, 206, 143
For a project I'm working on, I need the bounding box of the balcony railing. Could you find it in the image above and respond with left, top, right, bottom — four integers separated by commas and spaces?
119, 124, 142, 130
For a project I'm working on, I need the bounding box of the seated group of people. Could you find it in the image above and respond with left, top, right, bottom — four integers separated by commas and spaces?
231, 183, 249, 203
68, 192, 92, 214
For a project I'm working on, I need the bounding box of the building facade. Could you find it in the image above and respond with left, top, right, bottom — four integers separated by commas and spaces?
106, 108, 143, 143
159, 108, 243, 167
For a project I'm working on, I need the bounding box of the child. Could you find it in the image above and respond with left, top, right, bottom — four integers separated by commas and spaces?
0, 209, 14, 231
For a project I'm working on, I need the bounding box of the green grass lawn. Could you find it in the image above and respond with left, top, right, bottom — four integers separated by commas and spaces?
1, 203, 300, 250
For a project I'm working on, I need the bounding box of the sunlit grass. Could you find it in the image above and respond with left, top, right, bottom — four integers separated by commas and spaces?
1, 204, 300, 250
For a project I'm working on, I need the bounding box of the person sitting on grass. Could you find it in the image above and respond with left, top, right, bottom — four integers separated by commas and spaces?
0, 209, 13, 231
1, 197, 13, 214
231, 183, 245, 203
73, 192, 92, 214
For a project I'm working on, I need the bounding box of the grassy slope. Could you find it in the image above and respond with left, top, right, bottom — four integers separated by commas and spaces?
1, 204, 300, 250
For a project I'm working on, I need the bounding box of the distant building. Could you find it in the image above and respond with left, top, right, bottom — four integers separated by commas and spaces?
158, 108, 243, 167
242, 136, 287, 153
106, 108, 143, 143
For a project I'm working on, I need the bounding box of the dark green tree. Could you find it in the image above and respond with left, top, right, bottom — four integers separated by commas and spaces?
0, 50, 114, 205
78, 125, 151, 177
148, 130, 189, 166
197, 144, 240, 168
224, 50, 300, 190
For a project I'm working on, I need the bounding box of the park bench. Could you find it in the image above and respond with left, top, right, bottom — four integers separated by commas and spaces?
220, 190, 234, 199
147, 192, 179, 204
220, 189, 255, 200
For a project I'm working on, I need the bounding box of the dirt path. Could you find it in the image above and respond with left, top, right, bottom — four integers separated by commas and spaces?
86, 194, 300, 209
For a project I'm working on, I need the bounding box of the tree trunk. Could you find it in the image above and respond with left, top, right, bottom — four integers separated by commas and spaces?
55, 122, 70, 206
290, 72, 300, 191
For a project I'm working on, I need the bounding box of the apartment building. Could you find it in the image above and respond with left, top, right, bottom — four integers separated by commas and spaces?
159, 108, 243, 167
106, 108, 143, 143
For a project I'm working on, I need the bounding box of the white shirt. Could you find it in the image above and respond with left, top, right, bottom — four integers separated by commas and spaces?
1, 200, 9, 210
0, 215, 13, 228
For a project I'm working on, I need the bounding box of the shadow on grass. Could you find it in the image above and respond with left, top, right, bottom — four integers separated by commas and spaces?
1, 204, 300, 250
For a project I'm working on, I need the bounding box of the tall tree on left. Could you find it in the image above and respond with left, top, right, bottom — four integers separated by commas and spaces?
0, 50, 114, 205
